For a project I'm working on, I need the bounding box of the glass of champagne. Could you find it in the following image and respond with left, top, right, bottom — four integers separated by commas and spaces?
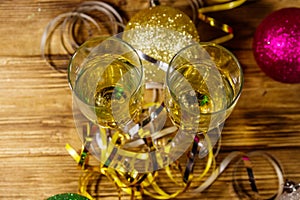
165, 42, 243, 158
68, 36, 144, 129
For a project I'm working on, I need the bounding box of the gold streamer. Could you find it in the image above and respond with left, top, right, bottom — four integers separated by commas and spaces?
140, 134, 216, 199
66, 135, 285, 200
198, 0, 247, 44
199, 0, 247, 13
65, 117, 218, 199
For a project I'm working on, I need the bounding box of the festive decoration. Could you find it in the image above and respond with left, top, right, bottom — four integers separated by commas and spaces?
47, 193, 89, 200
125, 5, 199, 42
279, 189, 300, 200
279, 181, 300, 200
66, 32, 244, 199
67, 143, 287, 200
40, 1, 125, 72
124, 5, 200, 83
40, 1, 295, 200
232, 152, 285, 199
197, 0, 247, 44
41, 0, 248, 72
253, 7, 300, 83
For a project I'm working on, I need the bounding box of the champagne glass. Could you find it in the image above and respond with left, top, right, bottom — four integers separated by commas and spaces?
165, 42, 243, 158
68, 36, 144, 129
68, 36, 146, 199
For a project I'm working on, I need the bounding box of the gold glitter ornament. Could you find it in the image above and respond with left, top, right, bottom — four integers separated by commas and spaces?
125, 6, 199, 42
123, 6, 200, 83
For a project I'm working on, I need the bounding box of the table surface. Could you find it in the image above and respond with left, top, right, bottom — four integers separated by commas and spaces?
0, 0, 300, 199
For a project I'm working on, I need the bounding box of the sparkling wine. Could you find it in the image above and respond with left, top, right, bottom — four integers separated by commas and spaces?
165, 63, 234, 132
74, 54, 143, 128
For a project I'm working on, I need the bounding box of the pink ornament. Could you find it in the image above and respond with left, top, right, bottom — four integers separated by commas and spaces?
253, 7, 300, 83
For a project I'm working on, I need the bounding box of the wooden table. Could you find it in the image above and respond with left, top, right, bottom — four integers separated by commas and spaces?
0, 0, 299, 199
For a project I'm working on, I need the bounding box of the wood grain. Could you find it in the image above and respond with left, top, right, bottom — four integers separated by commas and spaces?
0, 0, 300, 199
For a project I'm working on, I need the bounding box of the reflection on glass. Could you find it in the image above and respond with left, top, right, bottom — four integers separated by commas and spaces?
68, 36, 144, 129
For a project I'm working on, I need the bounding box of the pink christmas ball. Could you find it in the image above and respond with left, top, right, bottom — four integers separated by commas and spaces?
253, 7, 300, 83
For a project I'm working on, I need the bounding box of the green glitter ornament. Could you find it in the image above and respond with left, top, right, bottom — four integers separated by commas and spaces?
47, 193, 89, 200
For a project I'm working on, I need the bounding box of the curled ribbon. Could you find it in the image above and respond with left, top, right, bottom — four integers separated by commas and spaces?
198, 0, 247, 44
66, 140, 285, 200
40, 1, 125, 72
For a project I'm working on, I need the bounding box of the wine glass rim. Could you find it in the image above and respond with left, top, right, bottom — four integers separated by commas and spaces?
166, 42, 244, 115
67, 35, 144, 107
